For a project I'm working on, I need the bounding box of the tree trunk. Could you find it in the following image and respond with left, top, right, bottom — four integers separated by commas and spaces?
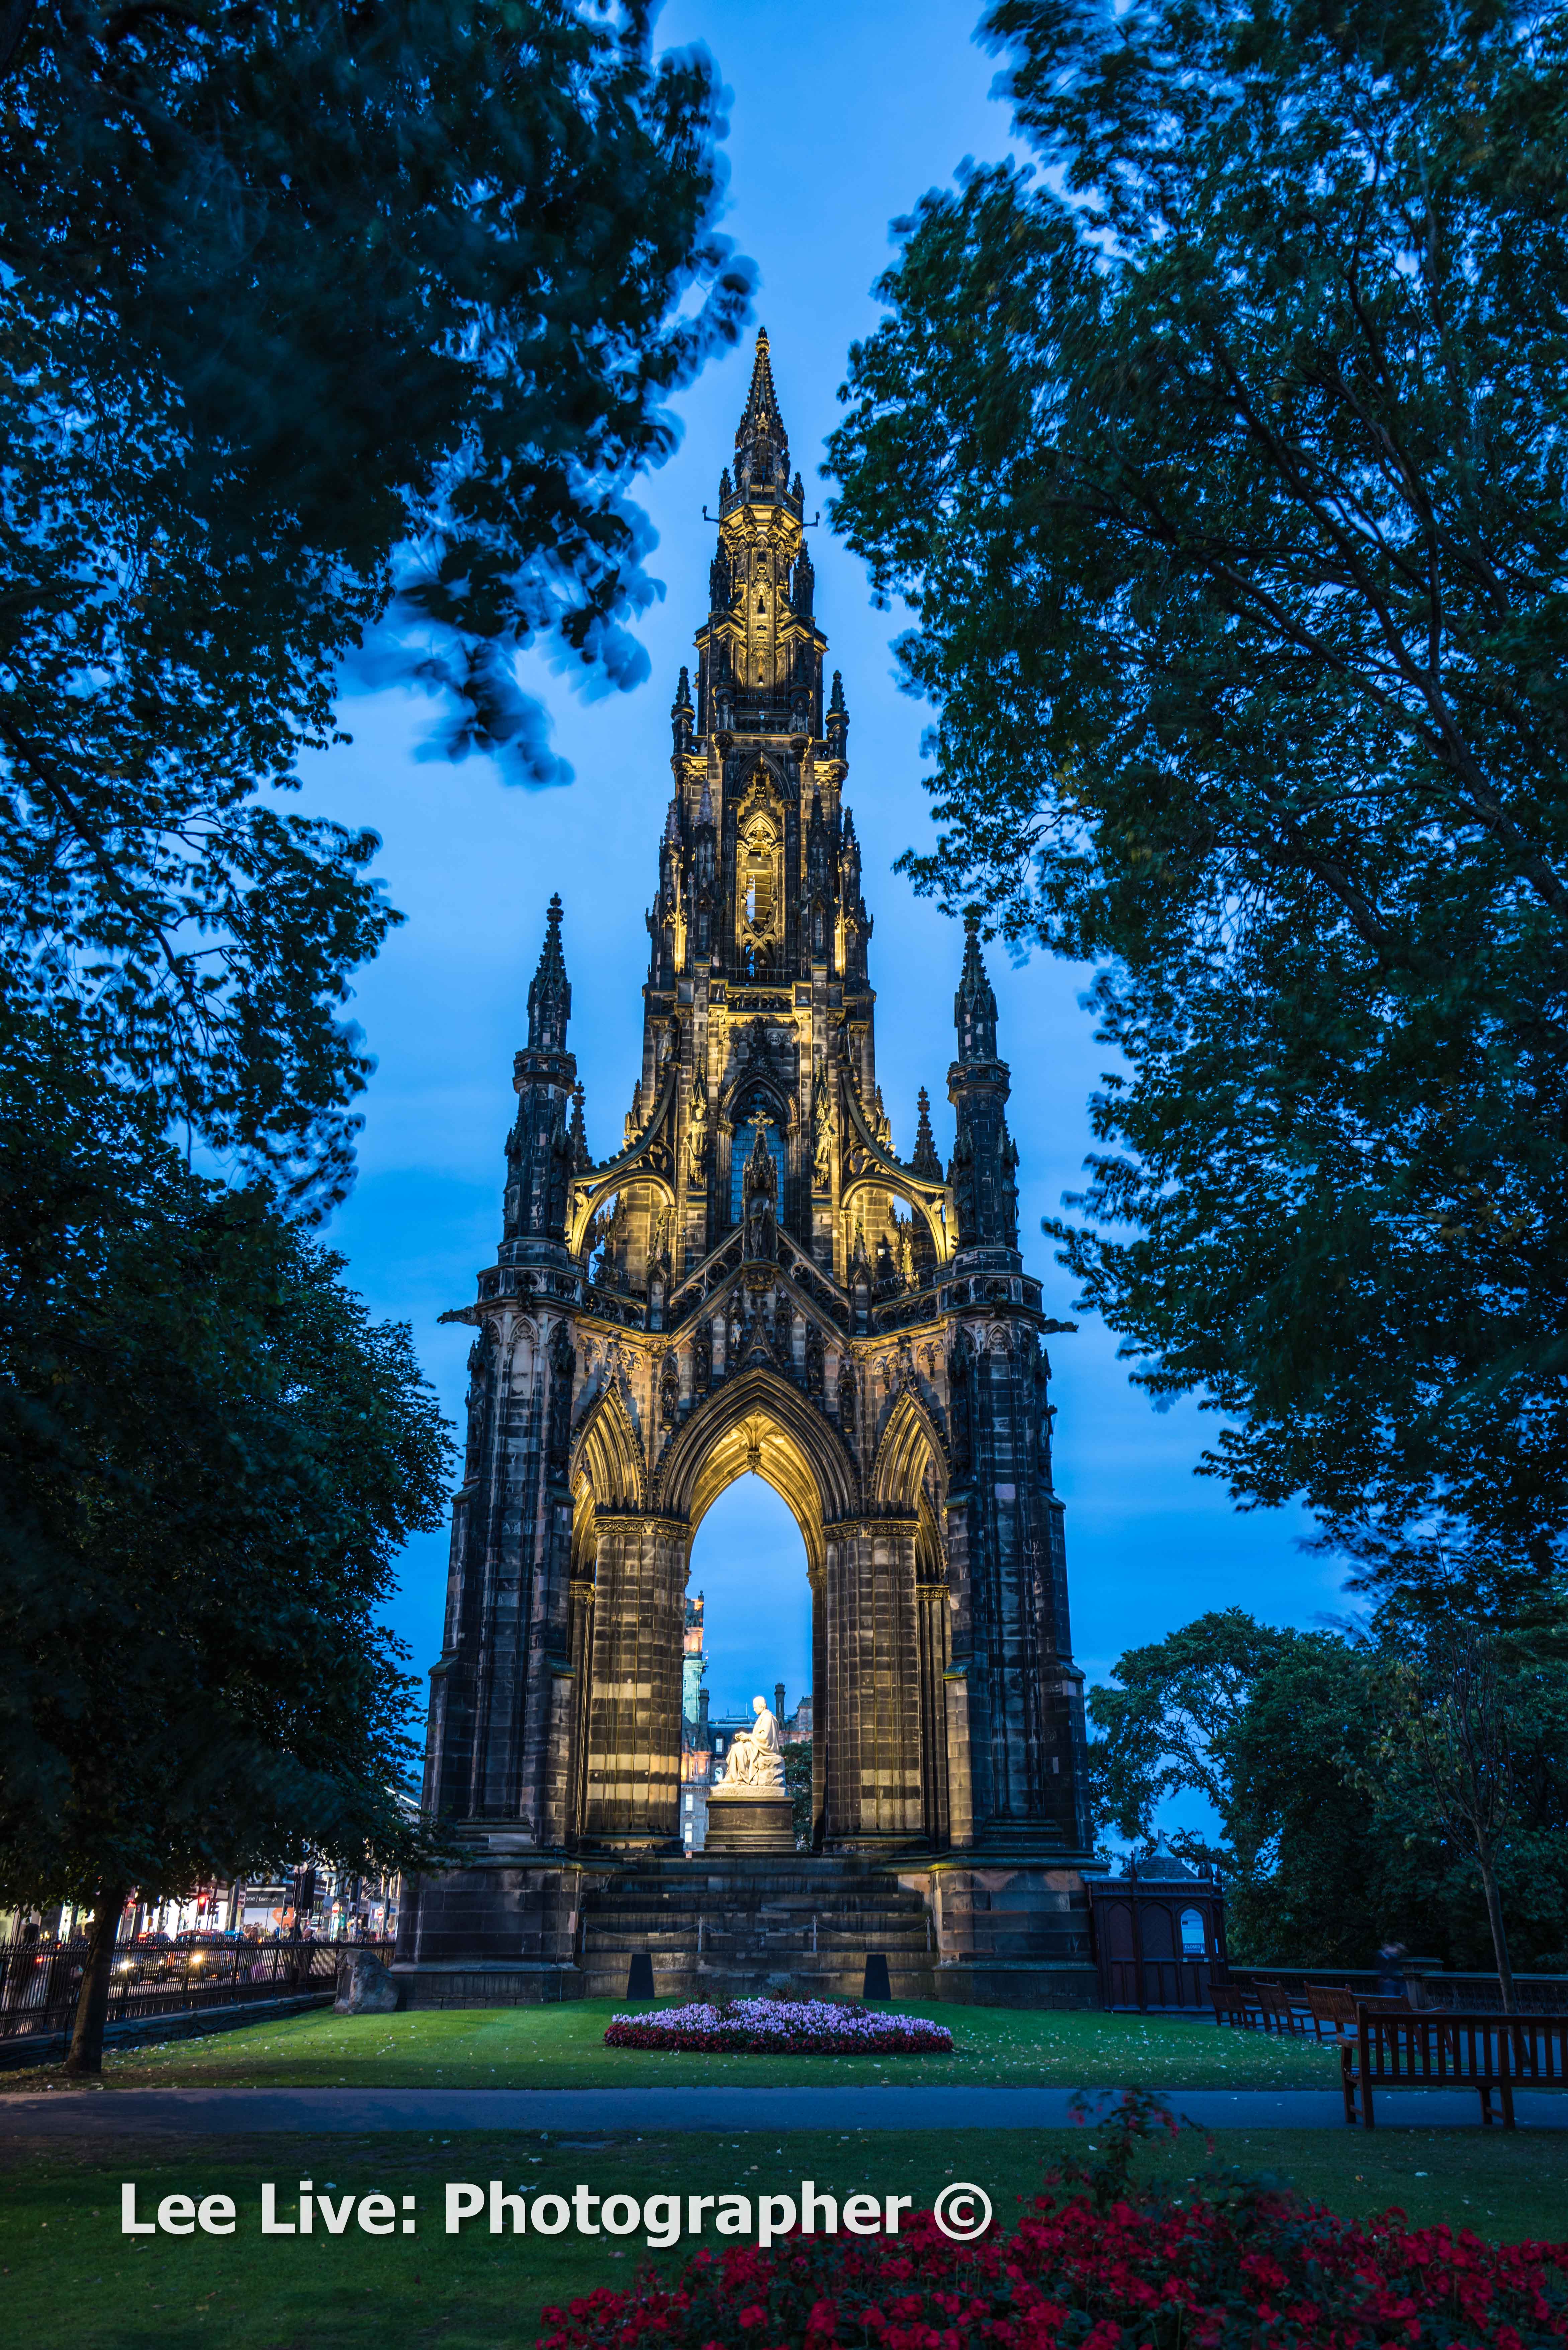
1475, 1840, 1518, 2015
64, 1885, 130, 2076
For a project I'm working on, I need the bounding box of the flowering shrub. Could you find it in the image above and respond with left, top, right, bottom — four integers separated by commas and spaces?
603, 1996, 953, 2055
542, 2090, 1568, 2348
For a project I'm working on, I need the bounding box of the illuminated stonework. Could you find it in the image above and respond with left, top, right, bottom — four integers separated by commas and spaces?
405, 337, 1095, 1991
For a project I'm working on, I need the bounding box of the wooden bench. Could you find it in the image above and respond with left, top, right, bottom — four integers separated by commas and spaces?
1342, 2007, 1568, 2128
1213, 1980, 1268, 2030
1307, 1984, 1411, 2042
1305, 1983, 1359, 2041
1255, 1980, 1317, 2036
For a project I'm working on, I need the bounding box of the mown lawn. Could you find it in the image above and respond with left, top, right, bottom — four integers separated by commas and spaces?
1, 2124, 1564, 2350
0, 1998, 1345, 2093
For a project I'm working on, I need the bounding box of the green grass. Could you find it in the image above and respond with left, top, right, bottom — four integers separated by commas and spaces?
2, 2125, 1565, 2350
0, 1999, 1347, 2093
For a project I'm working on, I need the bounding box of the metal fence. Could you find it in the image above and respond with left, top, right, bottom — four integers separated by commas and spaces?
0, 1937, 395, 2043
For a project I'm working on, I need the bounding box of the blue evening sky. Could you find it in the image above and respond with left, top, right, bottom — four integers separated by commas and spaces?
305, 1, 1350, 1744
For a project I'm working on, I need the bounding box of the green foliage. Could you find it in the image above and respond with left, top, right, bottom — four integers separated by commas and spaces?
825, 0, 1568, 1609
781, 1735, 814, 1847
1089, 1607, 1568, 1970
2, 1, 751, 1203
1088, 1609, 1288, 1883
0, 1007, 454, 1916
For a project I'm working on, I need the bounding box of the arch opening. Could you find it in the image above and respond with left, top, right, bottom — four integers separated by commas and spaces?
686, 1474, 811, 1728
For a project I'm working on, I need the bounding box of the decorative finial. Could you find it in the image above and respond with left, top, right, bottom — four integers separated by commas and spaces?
954, 906, 999, 1062
526, 894, 570, 1053
912, 1085, 942, 1179
734, 326, 789, 491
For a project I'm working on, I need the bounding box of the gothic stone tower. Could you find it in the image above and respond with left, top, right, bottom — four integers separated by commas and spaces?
402, 333, 1097, 2004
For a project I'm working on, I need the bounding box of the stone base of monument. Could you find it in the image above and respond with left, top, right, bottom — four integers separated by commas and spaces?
703, 1788, 797, 1855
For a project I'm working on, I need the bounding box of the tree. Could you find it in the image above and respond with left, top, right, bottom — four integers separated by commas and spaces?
1223, 1631, 1399, 1966
1092, 1603, 1568, 1972
825, 0, 1568, 1612
1388, 1630, 1523, 2009
1087, 1609, 1289, 1888
2, 1, 751, 1204
0, 1009, 452, 2070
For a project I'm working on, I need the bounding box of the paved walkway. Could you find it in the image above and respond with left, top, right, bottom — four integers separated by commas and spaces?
1, 2084, 1565, 2135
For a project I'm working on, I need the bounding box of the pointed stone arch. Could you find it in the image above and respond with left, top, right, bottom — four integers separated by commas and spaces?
718, 1060, 796, 1130
733, 746, 796, 807
570, 1380, 647, 1516
869, 1387, 948, 1516
657, 1364, 856, 1579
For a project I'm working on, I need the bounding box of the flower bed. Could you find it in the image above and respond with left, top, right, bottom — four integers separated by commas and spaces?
602, 1997, 953, 2055
544, 2091, 1568, 2348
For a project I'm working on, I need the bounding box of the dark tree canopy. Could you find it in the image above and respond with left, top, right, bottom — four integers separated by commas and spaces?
0, 1008, 452, 1922
1, 0, 751, 1203
826, 0, 1568, 1613
1090, 1608, 1568, 1971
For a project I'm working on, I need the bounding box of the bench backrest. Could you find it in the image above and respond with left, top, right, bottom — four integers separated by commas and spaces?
1352, 2008, 1568, 2087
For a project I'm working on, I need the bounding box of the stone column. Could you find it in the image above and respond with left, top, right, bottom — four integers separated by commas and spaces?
581, 1515, 689, 1849
809, 1562, 827, 1848
821, 1517, 925, 1847
943, 1663, 974, 1849
514, 1434, 574, 1842
565, 1575, 596, 1848
915, 1579, 952, 1846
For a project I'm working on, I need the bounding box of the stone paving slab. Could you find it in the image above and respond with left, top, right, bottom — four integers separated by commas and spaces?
1, 2084, 1565, 2135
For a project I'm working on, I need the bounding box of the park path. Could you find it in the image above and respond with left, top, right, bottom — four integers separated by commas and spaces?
1, 2084, 1564, 2134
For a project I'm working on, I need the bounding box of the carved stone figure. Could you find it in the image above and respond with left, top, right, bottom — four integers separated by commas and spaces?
546, 1320, 576, 1468
741, 1124, 778, 1261
463, 1327, 494, 1476
805, 1320, 825, 1397
694, 1318, 713, 1394
716, 1695, 785, 1790
687, 1074, 710, 1180
659, 1350, 680, 1427
836, 1356, 857, 1434
811, 1061, 834, 1191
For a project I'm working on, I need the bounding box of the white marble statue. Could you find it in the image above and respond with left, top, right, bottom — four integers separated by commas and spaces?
717, 1695, 785, 1791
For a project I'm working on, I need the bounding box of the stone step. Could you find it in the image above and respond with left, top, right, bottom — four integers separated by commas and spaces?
581, 1907, 927, 1934
583, 1884, 930, 1908
580, 1913, 931, 1937
584, 1960, 941, 1999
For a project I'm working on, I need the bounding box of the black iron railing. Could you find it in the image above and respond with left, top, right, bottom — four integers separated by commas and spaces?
1221, 1963, 1568, 2016
0, 1937, 395, 2043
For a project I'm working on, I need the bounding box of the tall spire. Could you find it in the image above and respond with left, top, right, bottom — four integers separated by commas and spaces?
826, 668, 848, 757
526, 893, 571, 1053
733, 326, 792, 501
954, 906, 998, 1063
912, 1086, 942, 1179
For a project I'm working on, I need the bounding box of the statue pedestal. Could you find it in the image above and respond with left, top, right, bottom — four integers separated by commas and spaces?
705, 1787, 796, 1855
